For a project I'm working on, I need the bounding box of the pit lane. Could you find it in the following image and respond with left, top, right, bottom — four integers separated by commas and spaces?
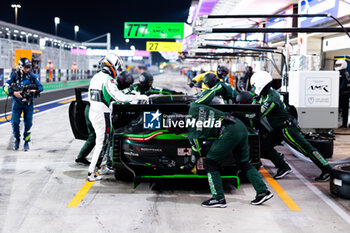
0, 71, 349, 233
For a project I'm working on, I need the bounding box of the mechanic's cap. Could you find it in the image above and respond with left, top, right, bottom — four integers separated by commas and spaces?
139, 72, 154, 86
236, 91, 254, 104
203, 72, 219, 88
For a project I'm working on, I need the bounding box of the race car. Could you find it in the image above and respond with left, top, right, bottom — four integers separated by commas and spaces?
69, 88, 261, 186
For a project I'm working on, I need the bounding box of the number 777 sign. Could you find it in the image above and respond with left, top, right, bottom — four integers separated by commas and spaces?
124, 22, 186, 39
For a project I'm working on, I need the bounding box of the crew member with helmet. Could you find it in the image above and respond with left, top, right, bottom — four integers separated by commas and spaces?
250, 71, 333, 181
189, 65, 229, 91
182, 100, 273, 208
76, 71, 134, 173
236, 90, 293, 179
87, 53, 145, 181
2, 58, 43, 151
195, 72, 239, 104
128, 71, 182, 96
335, 59, 350, 128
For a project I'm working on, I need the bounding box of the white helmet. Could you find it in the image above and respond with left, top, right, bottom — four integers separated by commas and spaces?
250, 71, 273, 96
335, 59, 347, 71
101, 53, 125, 78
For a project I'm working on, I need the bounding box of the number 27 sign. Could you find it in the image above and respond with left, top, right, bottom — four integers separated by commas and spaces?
124, 22, 185, 39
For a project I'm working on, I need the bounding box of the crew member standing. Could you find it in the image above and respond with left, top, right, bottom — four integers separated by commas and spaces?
46, 59, 55, 82
86, 54, 146, 181
2, 58, 43, 151
335, 59, 350, 128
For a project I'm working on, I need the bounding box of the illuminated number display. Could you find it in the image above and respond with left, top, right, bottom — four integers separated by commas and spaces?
146, 41, 182, 52
124, 22, 185, 39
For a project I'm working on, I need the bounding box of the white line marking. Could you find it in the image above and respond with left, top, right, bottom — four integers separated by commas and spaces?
289, 163, 350, 224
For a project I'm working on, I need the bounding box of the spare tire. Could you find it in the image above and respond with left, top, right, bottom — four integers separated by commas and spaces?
330, 163, 350, 200
305, 134, 334, 158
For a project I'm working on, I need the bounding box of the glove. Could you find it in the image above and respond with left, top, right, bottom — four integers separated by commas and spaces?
189, 82, 195, 88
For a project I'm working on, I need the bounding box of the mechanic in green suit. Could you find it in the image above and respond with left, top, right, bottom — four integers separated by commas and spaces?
127, 71, 183, 96
236, 91, 292, 179
250, 71, 333, 181
183, 102, 273, 207
196, 72, 239, 104
181, 73, 273, 207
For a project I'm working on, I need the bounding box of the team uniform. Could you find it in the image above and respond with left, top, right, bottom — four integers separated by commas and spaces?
250, 71, 333, 181
258, 88, 332, 179
187, 103, 272, 207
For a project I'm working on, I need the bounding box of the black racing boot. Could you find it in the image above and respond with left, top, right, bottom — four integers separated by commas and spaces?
274, 166, 292, 179
251, 190, 273, 205
201, 198, 227, 208
75, 157, 91, 165
315, 171, 331, 182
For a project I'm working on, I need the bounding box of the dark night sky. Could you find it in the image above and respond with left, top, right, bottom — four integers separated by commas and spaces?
1, 0, 192, 63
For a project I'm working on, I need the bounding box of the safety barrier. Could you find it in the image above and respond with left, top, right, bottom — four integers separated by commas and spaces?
0, 68, 97, 99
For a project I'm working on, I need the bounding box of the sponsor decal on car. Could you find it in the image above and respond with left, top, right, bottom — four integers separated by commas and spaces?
124, 151, 139, 157
140, 148, 162, 152
197, 157, 204, 170
177, 148, 191, 156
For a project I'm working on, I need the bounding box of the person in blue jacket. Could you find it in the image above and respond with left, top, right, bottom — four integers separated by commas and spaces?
3, 58, 43, 151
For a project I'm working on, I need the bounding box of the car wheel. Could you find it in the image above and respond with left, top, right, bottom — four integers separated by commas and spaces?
113, 163, 134, 182
330, 163, 350, 200
307, 137, 333, 159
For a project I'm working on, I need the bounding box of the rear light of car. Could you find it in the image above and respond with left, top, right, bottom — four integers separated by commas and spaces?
126, 132, 164, 142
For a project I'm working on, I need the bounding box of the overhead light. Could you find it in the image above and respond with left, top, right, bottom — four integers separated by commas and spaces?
33, 34, 38, 38
74, 25, 79, 32
28, 33, 32, 36
14, 30, 19, 33
54, 17, 60, 24
20, 31, 26, 35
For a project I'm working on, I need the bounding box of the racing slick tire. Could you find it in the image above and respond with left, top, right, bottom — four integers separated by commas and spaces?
306, 135, 334, 159
330, 163, 350, 200
114, 163, 134, 182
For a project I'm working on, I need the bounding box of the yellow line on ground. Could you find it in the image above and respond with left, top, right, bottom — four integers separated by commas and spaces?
260, 167, 301, 211
59, 97, 76, 104
67, 181, 94, 207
